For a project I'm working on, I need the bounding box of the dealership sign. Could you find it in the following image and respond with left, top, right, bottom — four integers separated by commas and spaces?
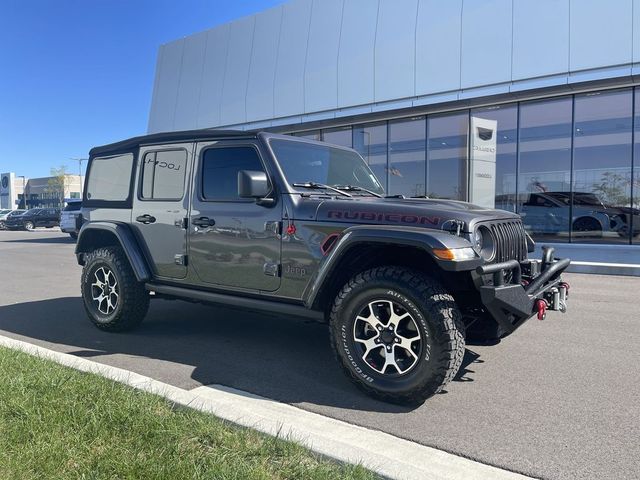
0, 172, 16, 209
469, 117, 497, 208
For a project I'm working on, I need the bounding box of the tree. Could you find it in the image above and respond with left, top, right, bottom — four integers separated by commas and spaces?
46, 165, 71, 208
591, 171, 630, 207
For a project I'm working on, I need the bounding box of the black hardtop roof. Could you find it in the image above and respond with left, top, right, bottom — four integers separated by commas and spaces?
89, 129, 258, 157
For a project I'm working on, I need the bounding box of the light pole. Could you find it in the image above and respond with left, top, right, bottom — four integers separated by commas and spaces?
69, 157, 88, 198
17, 175, 26, 209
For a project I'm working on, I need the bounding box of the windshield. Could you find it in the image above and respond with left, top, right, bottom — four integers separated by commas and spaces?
270, 139, 385, 195
573, 193, 605, 207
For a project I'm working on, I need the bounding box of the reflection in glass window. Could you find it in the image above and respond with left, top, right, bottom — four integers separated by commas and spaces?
427, 112, 468, 200
388, 117, 425, 197
573, 89, 633, 244
518, 97, 572, 242
353, 123, 388, 192
323, 127, 353, 148
634, 89, 640, 244
470, 104, 517, 211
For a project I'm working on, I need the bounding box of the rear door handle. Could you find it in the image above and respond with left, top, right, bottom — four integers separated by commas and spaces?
192, 217, 215, 227
136, 214, 156, 224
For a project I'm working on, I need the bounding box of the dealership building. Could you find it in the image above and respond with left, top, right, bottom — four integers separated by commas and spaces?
0, 172, 83, 210
148, 0, 640, 272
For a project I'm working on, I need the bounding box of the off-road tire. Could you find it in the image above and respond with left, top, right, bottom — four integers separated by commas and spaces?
81, 246, 149, 332
329, 266, 465, 405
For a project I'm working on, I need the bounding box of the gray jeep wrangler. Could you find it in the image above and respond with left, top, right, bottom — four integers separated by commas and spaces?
76, 129, 570, 404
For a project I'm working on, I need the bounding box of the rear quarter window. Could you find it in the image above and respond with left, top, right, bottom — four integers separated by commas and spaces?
85, 154, 134, 205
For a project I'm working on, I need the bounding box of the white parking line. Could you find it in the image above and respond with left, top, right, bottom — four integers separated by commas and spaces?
0, 334, 531, 480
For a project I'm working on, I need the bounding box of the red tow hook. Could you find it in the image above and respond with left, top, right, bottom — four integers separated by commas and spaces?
536, 299, 548, 321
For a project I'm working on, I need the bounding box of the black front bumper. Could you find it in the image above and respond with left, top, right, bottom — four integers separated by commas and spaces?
475, 246, 570, 336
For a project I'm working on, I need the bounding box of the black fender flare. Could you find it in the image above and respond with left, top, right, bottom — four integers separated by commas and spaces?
302, 225, 481, 308
75, 222, 151, 282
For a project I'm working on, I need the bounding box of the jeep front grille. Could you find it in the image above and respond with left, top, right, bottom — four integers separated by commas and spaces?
488, 220, 528, 263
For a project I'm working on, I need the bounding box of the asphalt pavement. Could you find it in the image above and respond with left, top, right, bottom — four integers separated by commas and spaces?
0, 229, 638, 480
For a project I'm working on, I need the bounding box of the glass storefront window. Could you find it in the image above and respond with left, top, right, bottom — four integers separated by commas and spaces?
634, 89, 640, 244
427, 112, 468, 200
292, 130, 321, 141
470, 104, 517, 211
573, 89, 633, 244
388, 117, 426, 197
322, 127, 353, 148
280, 86, 640, 248
353, 123, 388, 192
518, 97, 572, 242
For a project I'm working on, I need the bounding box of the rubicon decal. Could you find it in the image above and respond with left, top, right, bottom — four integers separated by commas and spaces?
327, 210, 440, 226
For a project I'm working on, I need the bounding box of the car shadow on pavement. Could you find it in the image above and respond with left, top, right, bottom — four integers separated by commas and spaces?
0, 296, 479, 413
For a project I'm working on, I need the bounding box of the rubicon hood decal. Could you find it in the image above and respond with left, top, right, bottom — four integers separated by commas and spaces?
327, 210, 441, 226
311, 197, 521, 231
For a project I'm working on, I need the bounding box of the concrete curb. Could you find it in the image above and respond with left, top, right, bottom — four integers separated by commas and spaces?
0, 335, 531, 480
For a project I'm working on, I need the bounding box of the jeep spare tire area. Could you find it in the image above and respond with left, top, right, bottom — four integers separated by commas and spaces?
330, 266, 465, 405
81, 247, 149, 332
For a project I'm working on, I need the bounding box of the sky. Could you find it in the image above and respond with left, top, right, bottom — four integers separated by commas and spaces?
0, 0, 287, 179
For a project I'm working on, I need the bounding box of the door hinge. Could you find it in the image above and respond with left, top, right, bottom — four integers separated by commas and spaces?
263, 262, 280, 277
174, 254, 188, 266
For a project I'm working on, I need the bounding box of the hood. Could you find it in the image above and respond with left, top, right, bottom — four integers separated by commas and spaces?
309, 196, 520, 232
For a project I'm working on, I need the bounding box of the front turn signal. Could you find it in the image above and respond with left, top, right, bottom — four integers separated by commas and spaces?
432, 247, 477, 261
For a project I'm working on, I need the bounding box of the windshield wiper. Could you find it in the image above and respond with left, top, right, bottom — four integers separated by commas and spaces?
333, 185, 383, 198
292, 182, 352, 197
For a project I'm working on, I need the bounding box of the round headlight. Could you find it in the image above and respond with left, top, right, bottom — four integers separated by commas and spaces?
473, 226, 496, 262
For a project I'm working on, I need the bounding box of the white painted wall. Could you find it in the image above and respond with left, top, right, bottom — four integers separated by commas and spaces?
149, 0, 639, 132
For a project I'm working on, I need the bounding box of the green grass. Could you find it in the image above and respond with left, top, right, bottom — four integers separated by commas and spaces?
0, 347, 376, 480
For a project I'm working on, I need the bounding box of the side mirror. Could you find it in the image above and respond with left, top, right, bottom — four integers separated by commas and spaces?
238, 170, 270, 200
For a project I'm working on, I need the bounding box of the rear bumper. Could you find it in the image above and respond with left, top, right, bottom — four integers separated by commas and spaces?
474, 246, 570, 336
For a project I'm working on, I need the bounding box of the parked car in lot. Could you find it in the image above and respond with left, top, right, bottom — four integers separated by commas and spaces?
5, 208, 61, 231
75, 129, 572, 404
0, 209, 26, 230
60, 200, 82, 239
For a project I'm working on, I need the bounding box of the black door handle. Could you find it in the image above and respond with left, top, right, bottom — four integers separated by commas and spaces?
192, 217, 215, 227
136, 214, 156, 224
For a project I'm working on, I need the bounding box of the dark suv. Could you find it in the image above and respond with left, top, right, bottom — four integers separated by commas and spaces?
76, 130, 570, 404
5, 208, 61, 230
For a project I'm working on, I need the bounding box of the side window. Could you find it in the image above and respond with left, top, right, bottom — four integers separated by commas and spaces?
86, 154, 134, 202
141, 150, 187, 200
202, 146, 265, 201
